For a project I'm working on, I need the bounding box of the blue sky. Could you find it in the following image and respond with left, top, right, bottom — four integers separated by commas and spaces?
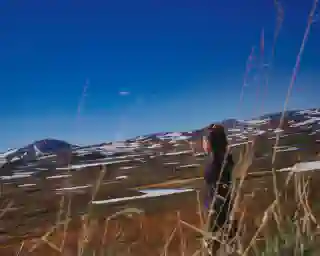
0, 0, 319, 150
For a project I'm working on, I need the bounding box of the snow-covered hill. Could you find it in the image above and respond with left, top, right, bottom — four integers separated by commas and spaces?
1, 108, 319, 170
130, 108, 320, 143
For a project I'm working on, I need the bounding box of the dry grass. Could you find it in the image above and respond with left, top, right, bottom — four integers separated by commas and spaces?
0, 1, 319, 255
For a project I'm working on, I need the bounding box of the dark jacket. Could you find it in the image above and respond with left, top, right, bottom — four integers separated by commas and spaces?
204, 153, 234, 186
203, 152, 234, 210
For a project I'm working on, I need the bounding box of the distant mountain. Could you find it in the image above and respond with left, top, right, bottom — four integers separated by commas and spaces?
128, 108, 320, 142
2, 107, 319, 163
220, 118, 239, 128
3, 139, 75, 163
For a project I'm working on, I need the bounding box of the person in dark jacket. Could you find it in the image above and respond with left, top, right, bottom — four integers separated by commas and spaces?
202, 124, 236, 253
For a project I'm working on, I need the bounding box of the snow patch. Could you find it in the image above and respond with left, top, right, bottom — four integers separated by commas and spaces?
18, 183, 36, 188
56, 159, 132, 170
115, 175, 128, 180
290, 117, 320, 127
56, 185, 91, 191
164, 150, 192, 156
92, 188, 193, 205
46, 174, 72, 179
278, 161, 320, 173
178, 164, 200, 168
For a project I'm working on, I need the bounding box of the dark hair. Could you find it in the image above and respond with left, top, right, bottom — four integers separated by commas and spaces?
206, 124, 228, 155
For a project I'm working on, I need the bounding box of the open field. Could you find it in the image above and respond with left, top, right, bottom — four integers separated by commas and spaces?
2, 165, 320, 255
0, 109, 320, 255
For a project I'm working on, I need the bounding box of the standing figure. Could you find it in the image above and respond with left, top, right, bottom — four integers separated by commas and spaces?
202, 124, 236, 254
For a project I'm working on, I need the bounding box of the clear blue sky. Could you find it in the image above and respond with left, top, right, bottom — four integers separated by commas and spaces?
0, 0, 319, 150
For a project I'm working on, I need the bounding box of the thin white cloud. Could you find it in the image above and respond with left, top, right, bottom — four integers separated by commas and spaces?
119, 91, 130, 96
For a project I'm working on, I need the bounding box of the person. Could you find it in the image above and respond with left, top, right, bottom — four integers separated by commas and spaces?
202, 124, 236, 253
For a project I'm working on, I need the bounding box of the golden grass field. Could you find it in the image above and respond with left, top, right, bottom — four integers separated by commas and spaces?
0, 134, 319, 256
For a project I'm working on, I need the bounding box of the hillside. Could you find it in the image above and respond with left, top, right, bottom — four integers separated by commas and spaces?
0, 107, 319, 255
